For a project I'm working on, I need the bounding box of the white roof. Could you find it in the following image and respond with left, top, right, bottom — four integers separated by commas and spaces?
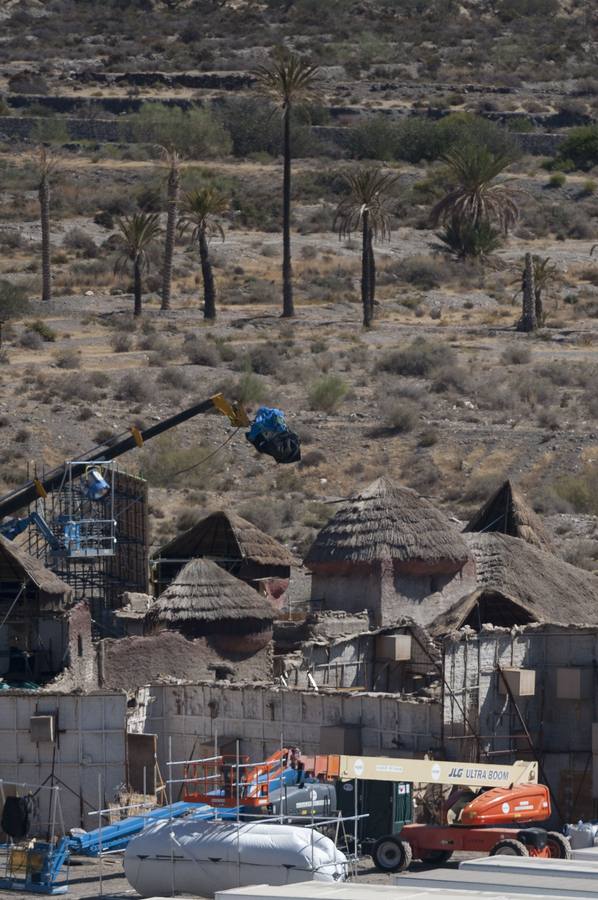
398, 867, 598, 898
211, 874, 598, 900
461, 856, 598, 877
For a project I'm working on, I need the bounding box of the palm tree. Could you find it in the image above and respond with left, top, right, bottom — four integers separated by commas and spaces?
178, 187, 228, 320
334, 167, 398, 328
517, 252, 537, 333
254, 49, 320, 318
114, 213, 162, 317
159, 146, 181, 312
431, 144, 519, 258
514, 255, 557, 325
36, 147, 56, 302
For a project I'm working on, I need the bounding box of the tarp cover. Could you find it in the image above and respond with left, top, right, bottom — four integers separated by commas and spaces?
124, 819, 346, 898
1, 796, 33, 840
246, 407, 301, 465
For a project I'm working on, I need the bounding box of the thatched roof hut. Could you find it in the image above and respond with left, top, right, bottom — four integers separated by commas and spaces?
152, 510, 297, 596
464, 479, 555, 553
0, 535, 71, 606
431, 532, 598, 635
147, 557, 276, 653
305, 476, 469, 575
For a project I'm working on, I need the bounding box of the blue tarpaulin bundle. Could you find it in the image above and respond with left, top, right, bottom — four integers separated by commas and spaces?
246, 407, 301, 464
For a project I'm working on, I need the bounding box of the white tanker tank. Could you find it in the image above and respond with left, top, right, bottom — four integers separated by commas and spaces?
124, 818, 348, 898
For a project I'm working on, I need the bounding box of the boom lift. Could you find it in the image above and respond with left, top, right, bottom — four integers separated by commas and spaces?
180, 750, 569, 873
0, 750, 568, 894
337, 754, 570, 872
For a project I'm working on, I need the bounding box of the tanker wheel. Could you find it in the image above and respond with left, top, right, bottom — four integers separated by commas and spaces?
422, 849, 453, 864
546, 831, 572, 860
372, 836, 413, 873
490, 839, 529, 857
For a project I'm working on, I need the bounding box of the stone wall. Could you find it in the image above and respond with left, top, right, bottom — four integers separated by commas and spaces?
517, 132, 567, 155
132, 681, 441, 775
381, 559, 477, 628
278, 625, 439, 694
310, 567, 381, 620
0, 115, 568, 158
311, 558, 476, 629
50, 601, 97, 691
444, 624, 598, 822
98, 630, 272, 691
0, 115, 127, 142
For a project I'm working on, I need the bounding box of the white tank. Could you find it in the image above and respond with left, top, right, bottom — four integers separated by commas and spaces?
124, 818, 348, 898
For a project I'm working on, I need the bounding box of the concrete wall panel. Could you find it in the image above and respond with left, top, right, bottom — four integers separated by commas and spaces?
0, 692, 126, 831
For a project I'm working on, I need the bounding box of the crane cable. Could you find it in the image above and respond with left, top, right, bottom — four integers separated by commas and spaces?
165, 427, 241, 480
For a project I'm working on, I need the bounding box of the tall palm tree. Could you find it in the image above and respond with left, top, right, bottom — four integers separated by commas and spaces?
178, 187, 228, 320
431, 144, 519, 258
254, 49, 320, 318
334, 167, 398, 328
36, 147, 56, 302
114, 213, 162, 317
159, 146, 181, 312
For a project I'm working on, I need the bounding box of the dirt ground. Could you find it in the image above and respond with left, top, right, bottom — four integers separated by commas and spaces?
0, 852, 480, 900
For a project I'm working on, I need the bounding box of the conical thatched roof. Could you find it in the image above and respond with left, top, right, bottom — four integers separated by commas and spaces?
304, 477, 469, 569
0, 535, 71, 599
431, 532, 598, 635
153, 510, 297, 568
148, 557, 276, 627
464, 480, 555, 553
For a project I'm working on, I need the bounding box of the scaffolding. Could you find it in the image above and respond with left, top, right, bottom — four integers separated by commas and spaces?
15, 465, 148, 629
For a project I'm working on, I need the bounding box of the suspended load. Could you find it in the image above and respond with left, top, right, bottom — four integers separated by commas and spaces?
124, 819, 346, 898
246, 407, 301, 465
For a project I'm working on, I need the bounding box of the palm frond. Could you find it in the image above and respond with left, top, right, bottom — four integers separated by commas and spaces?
254, 48, 321, 107
430, 144, 520, 239
178, 187, 229, 241
333, 167, 398, 241
113, 212, 161, 271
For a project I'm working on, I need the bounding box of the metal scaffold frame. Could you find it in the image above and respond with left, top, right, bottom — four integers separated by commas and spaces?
16, 464, 148, 629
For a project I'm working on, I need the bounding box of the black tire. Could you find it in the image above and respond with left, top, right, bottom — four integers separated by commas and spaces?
490, 839, 529, 857
422, 849, 453, 864
372, 836, 413, 873
546, 831, 572, 860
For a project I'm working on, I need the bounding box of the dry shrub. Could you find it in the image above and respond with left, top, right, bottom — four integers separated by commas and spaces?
115, 372, 151, 402
553, 465, 598, 514
158, 366, 191, 391
431, 365, 471, 395
308, 375, 347, 412
54, 348, 81, 369
111, 333, 133, 353
183, 335, 221, 367
298, 449, 326, 469
501, 345, 531, 365
380, 398, 418, 433
377, 338, 456, 378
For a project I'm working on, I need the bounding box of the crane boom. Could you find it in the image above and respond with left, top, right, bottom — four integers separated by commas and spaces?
0, 395, 230, 520
338, 755, 538, 788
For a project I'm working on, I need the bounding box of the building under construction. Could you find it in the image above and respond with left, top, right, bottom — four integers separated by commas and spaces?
1, 397, 598, 833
